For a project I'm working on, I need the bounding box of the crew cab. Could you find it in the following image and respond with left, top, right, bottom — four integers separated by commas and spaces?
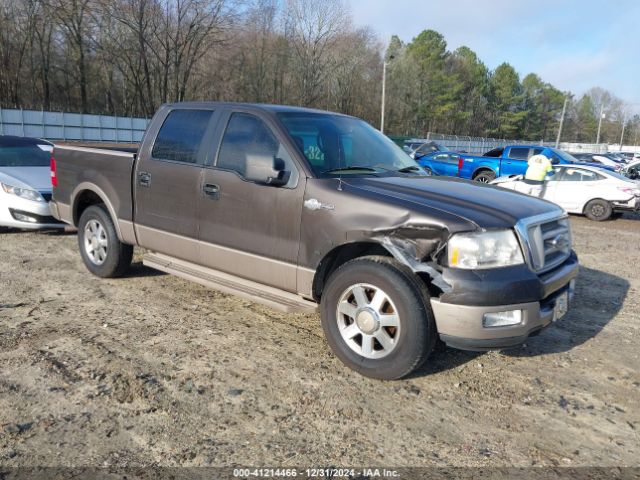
458, 145, 609, 182
50, 102, 579, 380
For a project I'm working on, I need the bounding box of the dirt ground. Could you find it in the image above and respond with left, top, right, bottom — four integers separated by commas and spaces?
0, 214, 639, 469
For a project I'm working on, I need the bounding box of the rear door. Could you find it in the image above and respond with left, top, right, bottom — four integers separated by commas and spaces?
197, 109, 305, 292
500, 147, 537, 176
134, 108, 218, 263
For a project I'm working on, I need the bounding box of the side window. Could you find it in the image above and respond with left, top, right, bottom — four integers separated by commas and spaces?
483, 148, 503, 158
152, 110, 213, 164
531, 148, 544, 157
217, 112, 298, 187
508, 147, 530, 160
563, 169, 604, 182
435, 153, 456, 163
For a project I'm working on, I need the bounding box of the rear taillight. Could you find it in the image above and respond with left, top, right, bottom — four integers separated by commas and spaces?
457, 156, 464, 176
50, 150, 57, 187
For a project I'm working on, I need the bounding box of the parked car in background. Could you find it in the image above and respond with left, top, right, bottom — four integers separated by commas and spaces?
491, 164, 640, 221
571, 153, 622, 172
605, 152, 629, 163
0, 135, 65, 230
622, 159, 640, 179
415, 151, 462, 176
49, 102, 578, 380
572, 153, 623, 172
402, 139, 449, 159
457, 145, 609, 182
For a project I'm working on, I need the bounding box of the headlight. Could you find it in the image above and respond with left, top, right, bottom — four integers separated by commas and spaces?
448, 230, 524, 269
1, 183, 45, 202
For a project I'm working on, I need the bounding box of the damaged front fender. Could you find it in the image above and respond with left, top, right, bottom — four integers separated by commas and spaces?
374, 227, 453, 293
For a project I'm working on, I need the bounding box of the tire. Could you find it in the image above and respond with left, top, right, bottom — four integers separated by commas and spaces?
584, 199, 612, 221
474, 170, 496, 183
320, 256, 437, 380
77, 204, 133, 278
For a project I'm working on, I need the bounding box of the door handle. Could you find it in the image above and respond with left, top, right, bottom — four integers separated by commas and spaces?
138, 171, 151, 187
203, 183, 220, 199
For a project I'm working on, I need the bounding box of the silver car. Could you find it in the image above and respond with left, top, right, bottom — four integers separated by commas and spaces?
0, 135, 64, 230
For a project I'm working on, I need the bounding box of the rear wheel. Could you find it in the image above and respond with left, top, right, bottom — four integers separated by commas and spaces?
78, 205, 133, 277
584, 199, 612, 221
474, 170, 496, 183
320, 256, 436, 380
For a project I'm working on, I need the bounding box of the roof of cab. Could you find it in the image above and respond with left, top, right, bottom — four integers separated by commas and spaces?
0, 135, 53, 147
161, 101, 352, 117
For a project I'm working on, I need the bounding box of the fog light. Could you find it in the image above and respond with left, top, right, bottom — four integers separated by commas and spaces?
483, 310, 522, 328
14, 212, 38, 223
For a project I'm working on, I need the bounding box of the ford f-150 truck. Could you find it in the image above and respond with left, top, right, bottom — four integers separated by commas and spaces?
458, 145, 609, 182
50, 102, 578, 380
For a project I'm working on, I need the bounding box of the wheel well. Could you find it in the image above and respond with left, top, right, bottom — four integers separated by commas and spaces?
73, 190, 105, 225
312, 242, 391, 301
472, 167, 495, 179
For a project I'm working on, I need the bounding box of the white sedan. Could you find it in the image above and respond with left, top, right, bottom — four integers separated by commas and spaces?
491, 164, 640, 221
0, 135, 65, 230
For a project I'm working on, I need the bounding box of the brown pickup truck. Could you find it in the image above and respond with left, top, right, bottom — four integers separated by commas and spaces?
50, 102, 578, 379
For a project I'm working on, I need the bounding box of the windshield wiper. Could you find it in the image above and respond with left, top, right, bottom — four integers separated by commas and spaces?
322, 166, 380, 174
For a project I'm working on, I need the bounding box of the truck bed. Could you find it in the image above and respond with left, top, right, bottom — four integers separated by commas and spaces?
52, 145, 136, 226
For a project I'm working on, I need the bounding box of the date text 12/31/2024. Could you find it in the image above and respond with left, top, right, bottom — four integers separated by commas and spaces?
233, 468, 400, 478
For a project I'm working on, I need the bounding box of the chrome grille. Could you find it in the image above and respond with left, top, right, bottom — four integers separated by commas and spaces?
515, 212, 572, 273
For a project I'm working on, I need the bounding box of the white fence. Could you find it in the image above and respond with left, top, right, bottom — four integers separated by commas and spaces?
0, 108, 149, 142
419, 132, 609, 155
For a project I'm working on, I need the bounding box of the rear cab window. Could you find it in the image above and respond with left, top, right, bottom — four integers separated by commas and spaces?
151, 109, 214, 164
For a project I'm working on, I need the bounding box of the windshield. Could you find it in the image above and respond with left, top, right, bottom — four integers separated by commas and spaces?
0, 144, 52, 167
553, 149, 579, 163
277, 113, 422, 177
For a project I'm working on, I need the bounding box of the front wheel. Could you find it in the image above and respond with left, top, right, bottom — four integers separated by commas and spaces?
584, 199, 612, 221
78, 205, 133, 277
320, 256, 437, 380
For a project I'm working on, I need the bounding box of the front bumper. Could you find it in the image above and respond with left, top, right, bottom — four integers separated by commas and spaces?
612, 196, 640, 212
431, 253, 579, 351
0, 195, 65, 230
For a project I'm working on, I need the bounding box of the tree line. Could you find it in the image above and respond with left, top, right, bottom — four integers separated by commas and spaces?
1, 0, 638, 145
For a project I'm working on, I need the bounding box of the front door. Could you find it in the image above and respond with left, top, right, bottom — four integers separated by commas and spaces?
134, 108, 217, 263
198, 110, 305, 292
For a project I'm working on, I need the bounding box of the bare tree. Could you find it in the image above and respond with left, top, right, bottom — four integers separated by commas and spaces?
285, 0, 349, 107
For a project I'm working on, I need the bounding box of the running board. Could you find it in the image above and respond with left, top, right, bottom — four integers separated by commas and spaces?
143, 252, 318, 314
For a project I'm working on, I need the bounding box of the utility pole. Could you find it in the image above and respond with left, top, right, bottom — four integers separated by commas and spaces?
620, 114, 626, 151
555, 95, 568, 148
380, 55, 394, 134
596, 104, 604, 144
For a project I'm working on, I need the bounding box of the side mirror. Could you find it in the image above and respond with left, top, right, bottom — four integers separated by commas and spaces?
244, 154, 290, 186
551, 158, 560, 165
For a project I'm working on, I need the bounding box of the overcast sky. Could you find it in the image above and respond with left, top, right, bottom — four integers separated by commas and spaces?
347, 0, 640, 112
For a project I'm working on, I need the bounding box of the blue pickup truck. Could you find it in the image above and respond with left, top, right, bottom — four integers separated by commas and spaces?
456, 145, 611, 182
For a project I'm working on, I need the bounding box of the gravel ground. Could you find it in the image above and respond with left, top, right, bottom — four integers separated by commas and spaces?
0, 214, 639, 468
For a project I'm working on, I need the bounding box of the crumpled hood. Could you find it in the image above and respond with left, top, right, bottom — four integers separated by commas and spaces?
343, 176, 563, 230
0, 167, 52, 192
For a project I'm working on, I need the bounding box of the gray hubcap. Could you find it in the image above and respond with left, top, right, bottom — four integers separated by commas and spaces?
84, 219, 108, 266
336, 283, 400, 359
591, 204, 605, 217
